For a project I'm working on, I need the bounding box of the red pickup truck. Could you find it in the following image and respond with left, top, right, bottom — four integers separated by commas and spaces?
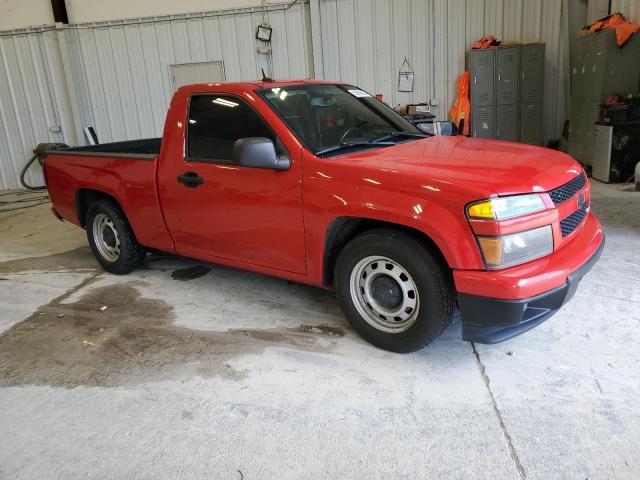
43, 80, 604, 352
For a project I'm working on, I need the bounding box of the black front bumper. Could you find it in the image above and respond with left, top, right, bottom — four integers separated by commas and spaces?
458, 236, 605, 344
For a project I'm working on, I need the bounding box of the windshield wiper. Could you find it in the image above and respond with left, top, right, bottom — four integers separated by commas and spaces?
372, 131, 430, 143
315, 141, 394, 157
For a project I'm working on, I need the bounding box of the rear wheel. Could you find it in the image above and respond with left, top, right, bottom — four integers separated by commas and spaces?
335, 228, 454, 352
86, 199, 145, 274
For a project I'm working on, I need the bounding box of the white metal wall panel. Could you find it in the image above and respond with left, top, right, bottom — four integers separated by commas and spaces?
432, 0, 447, 113
540, 0, 564, 143
585, 0, 640, 25
611, 0, 640, 21
65, 2, 313, 143
0, 30, 69, 190
353, 0, 373, 93
315, 0, 567, 142
319, 0, 340, 81
502, 0, 523, 41
588, 0, 610, 22
0, 0, 581, 189
336, 0, 356, 87
392, 0, 412, 107
522, 0, 543, 41
484, 0, 504, 39
373, 0, 394, 98
466, 0, 486, 49
411, 0, 432, 104
0, 2, 312, 189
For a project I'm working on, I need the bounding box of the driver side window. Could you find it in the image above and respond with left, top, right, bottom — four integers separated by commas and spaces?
186, 94, 278, 164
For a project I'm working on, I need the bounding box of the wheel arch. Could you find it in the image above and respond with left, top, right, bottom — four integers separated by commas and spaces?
75, 188, 124, 228
322, 216, 451, 288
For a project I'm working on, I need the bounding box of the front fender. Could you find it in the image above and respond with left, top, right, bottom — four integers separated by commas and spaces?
303, 176, 485, 286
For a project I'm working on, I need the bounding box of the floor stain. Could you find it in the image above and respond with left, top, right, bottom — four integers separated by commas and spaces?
299, 324, 344, 337
171, 265, 211, 281
0, 283, 338, 388
0, 247, 98, 274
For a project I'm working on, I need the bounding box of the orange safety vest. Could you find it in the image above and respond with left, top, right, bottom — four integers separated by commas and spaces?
588, 12, 640, 46
450, 71, 470, 136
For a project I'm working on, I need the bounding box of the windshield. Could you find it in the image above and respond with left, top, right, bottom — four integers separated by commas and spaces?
257, 84, 427, 156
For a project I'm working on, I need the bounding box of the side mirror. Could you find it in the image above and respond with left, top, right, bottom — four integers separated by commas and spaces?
232, 137, 291, 170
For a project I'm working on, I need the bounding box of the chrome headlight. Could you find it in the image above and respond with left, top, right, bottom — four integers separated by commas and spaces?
467, 194, 546, 220
476, 225, 553, 269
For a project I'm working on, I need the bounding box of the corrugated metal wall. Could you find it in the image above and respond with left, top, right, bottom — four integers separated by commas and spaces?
2, 0, 637, 190
588, 0, 640, 24
64, 2, 313, 144
0, 2, 312, 189
314, 0, 569, 143
0, 29, 71, 190
612, 0, 640, 21
585, 0, 640, 23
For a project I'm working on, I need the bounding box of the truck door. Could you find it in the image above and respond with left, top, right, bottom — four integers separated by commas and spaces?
158, 93, 306, 275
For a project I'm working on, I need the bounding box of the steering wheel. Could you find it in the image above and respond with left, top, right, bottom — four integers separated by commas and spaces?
339, 126, 364, 144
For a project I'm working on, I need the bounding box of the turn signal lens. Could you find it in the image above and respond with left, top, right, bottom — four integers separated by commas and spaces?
477, 225, 553, 269
477, 237, 503, 266
467, 194, 546, 220
467, 201, 495, 219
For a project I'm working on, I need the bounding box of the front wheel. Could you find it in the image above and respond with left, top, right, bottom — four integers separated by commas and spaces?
335, 228, 455, 353
86, 199, 145, 274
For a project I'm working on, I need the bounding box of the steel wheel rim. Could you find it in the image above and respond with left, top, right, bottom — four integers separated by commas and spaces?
349, 255, 420, 333
92, 213, 121, 262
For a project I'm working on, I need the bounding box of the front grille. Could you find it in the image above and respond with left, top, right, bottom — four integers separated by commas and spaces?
560, 203, 589, 237
548, 172, 586, 206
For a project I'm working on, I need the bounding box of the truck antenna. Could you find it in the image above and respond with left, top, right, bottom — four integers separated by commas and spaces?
261, 68, 274, 83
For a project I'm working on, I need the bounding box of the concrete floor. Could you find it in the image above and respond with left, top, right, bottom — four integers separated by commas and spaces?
0, 181, 638, 480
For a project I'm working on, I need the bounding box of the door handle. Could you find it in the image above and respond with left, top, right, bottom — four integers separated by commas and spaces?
177, 171, 204, 188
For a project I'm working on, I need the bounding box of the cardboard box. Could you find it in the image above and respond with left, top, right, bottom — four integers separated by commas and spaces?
394, 105, 408, 115
407, 104, 431, 115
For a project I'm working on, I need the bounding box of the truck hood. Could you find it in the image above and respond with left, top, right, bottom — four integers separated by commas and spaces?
342, 135, 582, 197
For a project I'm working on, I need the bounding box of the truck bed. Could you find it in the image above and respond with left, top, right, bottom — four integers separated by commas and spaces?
44, 138, 175, 253
48, 138, 161, 159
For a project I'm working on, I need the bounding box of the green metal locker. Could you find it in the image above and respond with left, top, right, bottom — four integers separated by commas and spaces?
469, 43, 545, 145
520, 44, 545, 104
472, 106, 495, 138
570, 35, 591, 101
586, 29, 640, 100
469, 49, 495, 107
568, 29, 640, 165
496, 104, 518, 142
520, 103, 543, 145
496, 46, 520, 105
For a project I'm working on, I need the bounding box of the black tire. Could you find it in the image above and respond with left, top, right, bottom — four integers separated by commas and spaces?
335, 228, 455, 353
86, 199, 145, 274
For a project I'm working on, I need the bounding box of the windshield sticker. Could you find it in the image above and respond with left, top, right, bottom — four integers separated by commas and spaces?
347, 89, 372, 98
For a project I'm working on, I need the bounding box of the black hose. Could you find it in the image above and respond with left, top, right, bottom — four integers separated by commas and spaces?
20, 154, 45, 191
20, 142, 68, 191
